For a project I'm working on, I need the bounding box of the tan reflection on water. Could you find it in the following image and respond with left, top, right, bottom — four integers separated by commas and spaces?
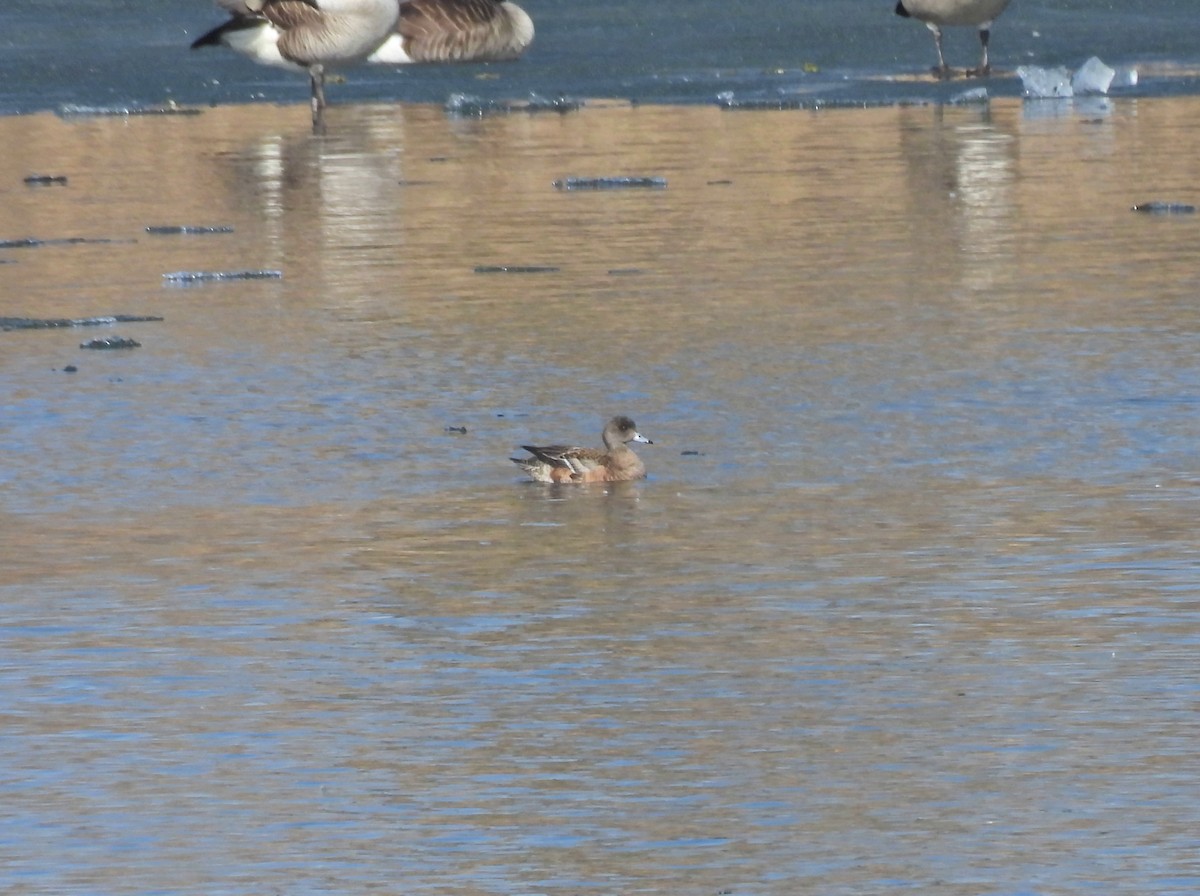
2, 98, 1199, 894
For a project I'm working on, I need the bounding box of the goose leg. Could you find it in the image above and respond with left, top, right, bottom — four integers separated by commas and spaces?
309, 63, 326, 134
928, 24, 951, 79
968, 27, 992, 77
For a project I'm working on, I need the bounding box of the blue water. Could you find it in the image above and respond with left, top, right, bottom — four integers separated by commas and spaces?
2, 0, 1200, 114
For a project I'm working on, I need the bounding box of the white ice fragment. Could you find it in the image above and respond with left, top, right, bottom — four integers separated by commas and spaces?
1111, 67, 1138, 88
949, 87, 989, 105
1016, 65, 1073, 99
1072, 56, 1115, 95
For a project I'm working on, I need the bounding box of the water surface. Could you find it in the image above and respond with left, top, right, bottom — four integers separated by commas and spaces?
2, 79, 1199, 895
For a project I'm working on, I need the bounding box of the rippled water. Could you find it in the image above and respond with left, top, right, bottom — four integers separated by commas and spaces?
2, 94, 1199, 894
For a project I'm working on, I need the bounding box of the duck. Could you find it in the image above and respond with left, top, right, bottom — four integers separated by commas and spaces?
512, 416, 653, 483
894, 0, 1013, 79
191, 0, 401, 133
368, 0, 534, 64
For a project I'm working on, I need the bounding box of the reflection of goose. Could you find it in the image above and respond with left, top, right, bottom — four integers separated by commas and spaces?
894, 0, 1012, 79
369, 0, 534, 64
192, 0, 401, 133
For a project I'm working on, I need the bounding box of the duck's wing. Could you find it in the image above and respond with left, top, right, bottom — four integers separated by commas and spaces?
521, 444, 608, 476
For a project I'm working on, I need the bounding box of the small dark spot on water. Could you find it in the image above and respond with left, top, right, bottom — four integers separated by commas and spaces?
681, 450, 704, 456
24, 174, 68, 186
707, 179, 734, 185
608, 268, 646, 275
445, 425, 468, 434
63, 365, 77, 373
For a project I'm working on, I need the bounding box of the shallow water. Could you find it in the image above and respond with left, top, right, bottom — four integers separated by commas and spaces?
3, 93, 1200, 894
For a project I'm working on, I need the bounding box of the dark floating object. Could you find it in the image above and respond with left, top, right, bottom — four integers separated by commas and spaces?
1132, 202, 1196, 214
681, 450, 704, 456
474, 264, 560, 274
716, 92, 938, 111
1, 314, 163, 331
0, 236, 120, 249
554, 176, 667, 191
445, 92, 582, 117
145, 225, 235, 235
58, 103, 201, 118
63, 365, 78, 373
24, 174, 68, 186
81, 336, 140, 350
444, 425, 468, 434
607, 268, 646, 275
163, 270, 283, 283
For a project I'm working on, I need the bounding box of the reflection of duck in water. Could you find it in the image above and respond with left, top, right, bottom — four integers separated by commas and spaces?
369, 0, 534, 64
512, 417, 654, 483
192, 0, 401, 132
894, 0, 1012, 79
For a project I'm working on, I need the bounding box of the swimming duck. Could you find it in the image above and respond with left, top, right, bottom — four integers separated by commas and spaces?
512, 416, 653, 483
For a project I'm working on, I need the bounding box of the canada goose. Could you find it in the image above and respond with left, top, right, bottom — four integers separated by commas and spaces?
368, 0, 534, 64
191, 0, 401, 132
895, 0, 1012, 78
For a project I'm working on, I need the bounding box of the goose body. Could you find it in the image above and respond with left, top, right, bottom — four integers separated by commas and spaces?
895, 0, 1012, 78
512, 417, 653, 484
192, 0, 401, 131
369, 0, 534, 64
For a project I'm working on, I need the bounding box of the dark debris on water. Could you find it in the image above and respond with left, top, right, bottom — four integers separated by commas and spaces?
24, 174, 68, 186
80, 336, 141, 350
474, 264, 560, 274
1132, 202, 1196, 214
444, 92, 583, 117
145, 225, 235, 235
2, 314, 163, 332
0, 236, 123, 249
553, 176, 667, 191
163, 270, 282, 283
57, 103, 202, 118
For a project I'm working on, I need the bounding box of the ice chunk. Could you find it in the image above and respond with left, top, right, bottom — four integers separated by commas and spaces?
1072, 57, 1115, 95
1017, 65, 1073, 99
949, 87, 989, 105
1111, 67, 1138, 89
